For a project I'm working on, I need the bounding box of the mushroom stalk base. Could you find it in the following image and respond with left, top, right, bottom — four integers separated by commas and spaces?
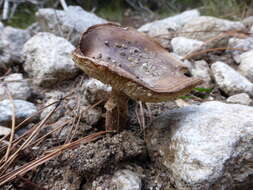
104, 89, 129, 132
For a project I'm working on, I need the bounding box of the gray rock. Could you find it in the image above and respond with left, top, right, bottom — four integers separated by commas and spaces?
80, 106, 102, 125
0, 22, 5, 68
111, 170, 142, 190
211, 61, 253, 96
27, 22, 42, 36
36, 6, 107, 45
242, 16, 253, 28
227, 93, 252, 105
40, 91, 65, 122
0, 41, 10, 71
138, 9, 200, 37
180, 16, 245, 47
239, 50, 253, 81
171, 37, 205, 56
0, 126, 11, 136
0, 26, 30, 65
23, 32, 78, 87
190, 60, 212, 87
228, 37, 253, 63
49, 117, 70, 140
181, 59, 193, 70
0, 73, 32, 100
146, 101, 253, 190
82, 78, 111, 104
0, 99, 38, 126
251, 25, 253, 33
0, 22, 3, 31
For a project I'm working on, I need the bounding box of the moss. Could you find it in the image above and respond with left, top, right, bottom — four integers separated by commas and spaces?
1, 3, 37, 29
199, 0, 248, 20
153, 0, 201, 18
149, 0, 251, 20
95, 0, 125, 22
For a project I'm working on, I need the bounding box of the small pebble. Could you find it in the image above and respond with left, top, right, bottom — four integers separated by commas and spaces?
227, 93, 252, 105
134, 59, 139, 64
120, 52, 126, 56
0, 99, 38, 126
97, 53, 102, 59
112, 169, 142, 190
104, 41, 109, 46
115, 43, 122, 48
122, 44, 127, 49
128, 57, 134, 62
132, 47, 141, 53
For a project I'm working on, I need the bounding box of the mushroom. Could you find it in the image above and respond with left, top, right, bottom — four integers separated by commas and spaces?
72, 23, 202, 132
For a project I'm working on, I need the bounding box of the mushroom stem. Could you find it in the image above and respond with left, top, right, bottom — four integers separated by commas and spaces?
104, 89, 129, 132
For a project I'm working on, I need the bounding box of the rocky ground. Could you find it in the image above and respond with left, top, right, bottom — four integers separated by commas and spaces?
0, 6, 253, 190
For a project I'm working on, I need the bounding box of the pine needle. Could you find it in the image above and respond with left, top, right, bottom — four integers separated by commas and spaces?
0, 131, 106, 186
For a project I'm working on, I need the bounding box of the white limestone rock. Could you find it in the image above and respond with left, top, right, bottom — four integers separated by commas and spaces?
242, 16, 253, 28
40, 91, 65, 123
171, 37, 205, 56
23, 32, 78, 87
211, 61, 253, 96
81, 78, 112, 104
250, 24, 253, 33
227, 93, 252, 105
190, 60, 212, 87
0, 26, 30, 66
0, 22, 3, 31
0, 126, 11, 136
146, 101, 253, 190
138, 9, 200, 37
228, 37, 253, 63
0, 73, 32, 100
80, 106, 102, 126
239, 50, 253, 82
180, 16, 245, 47
111, 170, 142, 190
36, 6, 107, 45
0, 99, 38, 127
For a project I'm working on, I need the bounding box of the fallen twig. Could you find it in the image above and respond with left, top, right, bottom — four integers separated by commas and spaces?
0, 98, 62, 175
31, 120, 70, 148
16, 176, 48, 190
182, 47, 244, 60
138, 101, 146, 131
2, 0, 9, 20
59, 0, 68, 10
65, 95, 80, 143
67, 99, 104, 143
0, 93, 73, 144
3, 87, 15, 162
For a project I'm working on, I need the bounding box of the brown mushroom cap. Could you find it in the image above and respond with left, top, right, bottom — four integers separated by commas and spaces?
72, 23, 202, 102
